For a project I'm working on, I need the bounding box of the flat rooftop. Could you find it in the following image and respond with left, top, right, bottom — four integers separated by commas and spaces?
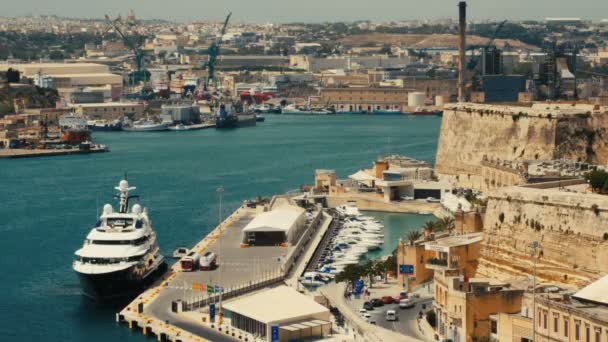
425, 232, 483, 249
223, 285, 329, 324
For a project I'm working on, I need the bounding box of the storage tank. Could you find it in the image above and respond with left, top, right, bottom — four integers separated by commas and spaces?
408, 92, 426, 108
435, 95, 444, 107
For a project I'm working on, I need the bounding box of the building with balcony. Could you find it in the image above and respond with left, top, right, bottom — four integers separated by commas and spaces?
434, 274, 524, 342
396, 232, 483, 291
495, 276, 608, 342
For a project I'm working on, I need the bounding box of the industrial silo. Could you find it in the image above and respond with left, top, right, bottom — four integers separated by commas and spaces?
408, 92, 426, 108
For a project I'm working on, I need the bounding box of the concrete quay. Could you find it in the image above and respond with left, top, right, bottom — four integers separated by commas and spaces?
0, 146, 109, 158
117, 199, 333, 342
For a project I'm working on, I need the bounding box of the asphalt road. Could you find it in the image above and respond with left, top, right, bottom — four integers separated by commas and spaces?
361, 297, 433, 341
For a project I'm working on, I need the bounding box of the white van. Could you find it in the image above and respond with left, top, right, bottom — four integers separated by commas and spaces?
386, 310, 397, 321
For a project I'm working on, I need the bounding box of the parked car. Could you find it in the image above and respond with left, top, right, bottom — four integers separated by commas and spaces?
401, 195, 414, 201
199, 251, 217, 271
385, 310, 398, 321
392, 296, 401, 303
363, 301, 374, 311
381, 296, 394, 304
371, 298, 384, 307
368, 319, 377, 325
399, 291, 408, 299
399, 299, 415, 309
426, 197, 440, 203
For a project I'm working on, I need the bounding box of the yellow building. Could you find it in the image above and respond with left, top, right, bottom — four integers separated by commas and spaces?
314, 169, 336, 193
434, 274, 524, 342
396, 232, 484, 291
495, 276, 608, 342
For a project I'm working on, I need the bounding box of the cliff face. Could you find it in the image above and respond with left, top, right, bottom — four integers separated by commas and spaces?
477, 187, 608, 287
435, 104, 608, 190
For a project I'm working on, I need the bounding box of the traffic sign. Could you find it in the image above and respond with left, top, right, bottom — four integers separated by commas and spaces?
271, 325, 279, 342
399, 264, 414, 274
209, 304, 216, 323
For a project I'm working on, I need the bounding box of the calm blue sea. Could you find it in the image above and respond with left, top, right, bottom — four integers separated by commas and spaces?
0, 114, 440, 341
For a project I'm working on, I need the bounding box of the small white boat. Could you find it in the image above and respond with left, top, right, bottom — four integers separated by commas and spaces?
168, 123, 190, 131
172, 247, 190, 259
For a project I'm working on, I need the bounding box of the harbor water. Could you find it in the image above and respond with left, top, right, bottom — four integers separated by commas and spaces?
0, 114, 440, 341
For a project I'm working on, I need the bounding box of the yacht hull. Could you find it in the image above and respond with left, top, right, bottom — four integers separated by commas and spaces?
76, 261, 167, 301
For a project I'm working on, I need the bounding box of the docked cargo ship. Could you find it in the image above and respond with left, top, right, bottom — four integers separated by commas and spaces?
59, 115, 91, 144
73, 180, 166, 301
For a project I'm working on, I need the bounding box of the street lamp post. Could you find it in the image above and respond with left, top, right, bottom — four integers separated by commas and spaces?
217, 186, 224, 323
529, 241, 540, 342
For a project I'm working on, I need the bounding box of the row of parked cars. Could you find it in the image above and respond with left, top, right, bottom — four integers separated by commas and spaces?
360, 292, 419, 323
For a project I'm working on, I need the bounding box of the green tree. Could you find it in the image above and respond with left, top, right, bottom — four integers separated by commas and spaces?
586, 170, 608, 192
335, 263, 364, 288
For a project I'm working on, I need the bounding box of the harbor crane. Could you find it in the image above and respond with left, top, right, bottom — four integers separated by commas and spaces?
105, 14, 150, 87
202, 12, 232, 90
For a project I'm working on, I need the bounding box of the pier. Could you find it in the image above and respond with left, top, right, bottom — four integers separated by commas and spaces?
117, 196, 333, 341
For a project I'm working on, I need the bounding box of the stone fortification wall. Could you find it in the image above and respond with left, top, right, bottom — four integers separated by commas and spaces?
435, 103, 608, 190
478, 186, 608, 287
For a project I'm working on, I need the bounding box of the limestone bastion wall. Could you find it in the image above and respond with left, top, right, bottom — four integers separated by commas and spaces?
478, 186, 608, 287
434, 103, 608, 190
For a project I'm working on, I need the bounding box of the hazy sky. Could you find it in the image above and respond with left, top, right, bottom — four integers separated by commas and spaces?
4, 0, 608, 22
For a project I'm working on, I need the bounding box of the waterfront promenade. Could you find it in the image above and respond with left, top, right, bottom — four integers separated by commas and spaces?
0, 146, 108, 158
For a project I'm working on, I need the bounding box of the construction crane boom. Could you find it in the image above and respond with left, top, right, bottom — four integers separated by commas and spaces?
203, 12, 232, 90
104, 14, 149, 86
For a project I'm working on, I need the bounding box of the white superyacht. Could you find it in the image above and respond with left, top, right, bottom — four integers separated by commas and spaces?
73, 179, 166, 301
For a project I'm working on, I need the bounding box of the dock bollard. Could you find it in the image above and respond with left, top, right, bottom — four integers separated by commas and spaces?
128, 321, 133, 329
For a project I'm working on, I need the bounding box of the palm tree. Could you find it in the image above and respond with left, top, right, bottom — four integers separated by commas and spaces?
422, 220, 438, 239
406, 230, 423, 245
439, 217, 455, 233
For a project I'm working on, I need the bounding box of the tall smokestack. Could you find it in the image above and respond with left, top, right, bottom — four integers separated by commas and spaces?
458, 1, 467, 102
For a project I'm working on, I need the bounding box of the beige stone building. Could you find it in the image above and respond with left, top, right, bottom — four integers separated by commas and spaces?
319, 87, 408, 112
314, 169, 336, 193
495, 276, 608, 342
70, 102, 145, 120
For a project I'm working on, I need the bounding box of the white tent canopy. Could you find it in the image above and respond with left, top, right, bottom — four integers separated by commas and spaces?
349, 170, 376, 182
242, 205, 305, 244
